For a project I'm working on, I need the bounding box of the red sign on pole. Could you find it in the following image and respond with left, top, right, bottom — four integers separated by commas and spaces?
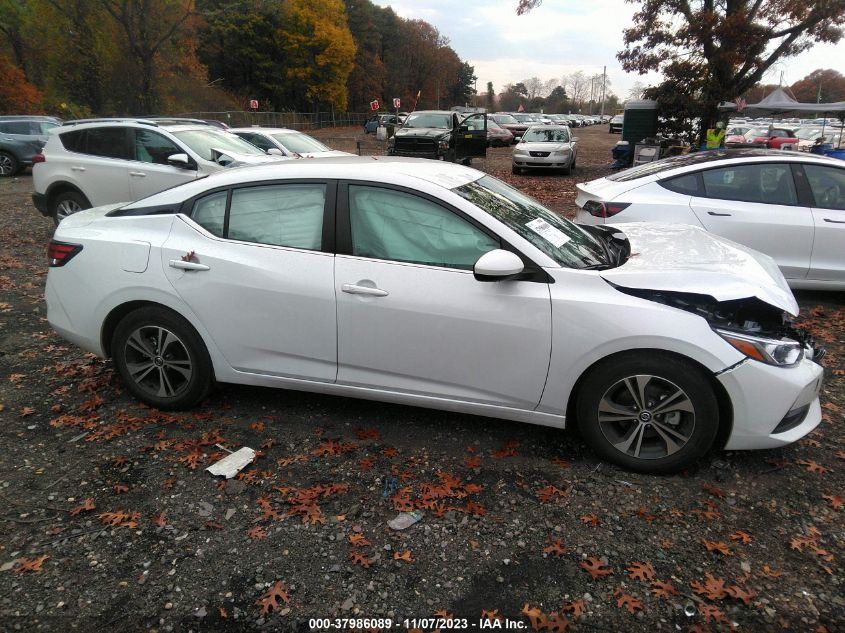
393, 98, 401, 109
249, 99, 259, 110
370, 100, 380, 111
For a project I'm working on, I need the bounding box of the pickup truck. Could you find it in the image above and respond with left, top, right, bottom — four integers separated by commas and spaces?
388, 110, 487, 163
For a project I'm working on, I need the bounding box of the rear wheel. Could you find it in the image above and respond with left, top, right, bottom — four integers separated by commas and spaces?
576, 354, 719, 474
112, 306, 213, 410
0, 151, 19, 177
51, 191, 90, 225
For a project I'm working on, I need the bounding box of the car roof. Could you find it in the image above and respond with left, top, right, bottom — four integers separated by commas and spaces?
524, 125, 570, 131
121, 156, 484, 209
229, 127, 300, 134
406, 110, 454, 115
0, 115, 62, 122
55, 120, 228, 134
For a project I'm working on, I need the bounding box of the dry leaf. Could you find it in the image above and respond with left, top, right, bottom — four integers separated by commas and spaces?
580, 556, 612, 579
393, 550, 413, 562
255, 580, 289, 615
15, 555, 49, 572
70, 497, 96, 516
614, 589, 643, 614
627, 561, 655, 581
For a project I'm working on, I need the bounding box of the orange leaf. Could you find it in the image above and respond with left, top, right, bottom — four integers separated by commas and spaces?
561, 600, 584, 618
393, 550, 413, 562
614, 589, 643, 614
113, 484, 129, 494
15, 555, 49, 572
730, 530, 752, 544
255, 580, 289, 615
650, 580, 678, 599
627, 561, 655, 581
759, 564, 783, 578
580, 514, 600, 526
247, 526, 267, 540
70, 497, 96, 516
580, 556, 612, 579
151, 512, 167, 528
691, 573, 729, 600
797, 459, 830, 473
348, 533, 370, 547
702, 483, 725, 498
703, 539, 732, 556
822, 495, 843, 509
544, 537, 568, 558
481, 609, 503, 623
520, 603, 547, 630
350, 552, 370, 568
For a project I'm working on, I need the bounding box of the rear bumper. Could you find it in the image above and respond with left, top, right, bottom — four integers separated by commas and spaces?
32, 192, 49, 216
718, 357, 824, 450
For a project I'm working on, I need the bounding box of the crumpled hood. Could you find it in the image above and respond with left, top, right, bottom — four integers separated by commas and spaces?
600, 223, 799, 315
394, 127, 450, 140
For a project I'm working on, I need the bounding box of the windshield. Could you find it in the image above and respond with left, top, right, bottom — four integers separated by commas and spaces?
403, 113, 452, 129
794, 128, 823, 140
512, 114, 533, 123
172, 129, 265, 160
493, 114, 519, 125
272, 132, 330, 154
453, 175, 607, 269
521, 128, 570, 142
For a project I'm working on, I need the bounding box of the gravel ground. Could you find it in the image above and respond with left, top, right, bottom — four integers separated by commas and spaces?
0, 125, 843, 633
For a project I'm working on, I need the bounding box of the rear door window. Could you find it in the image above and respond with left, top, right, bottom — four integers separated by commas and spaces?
803, 164, 845, 210
701, 163, 797, 205
84, 127, 131, 159
228, 184, 326, 250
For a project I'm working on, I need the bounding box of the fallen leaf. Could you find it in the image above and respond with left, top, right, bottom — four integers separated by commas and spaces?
113, 484, 129, 494
15, 555, 49, 572
151, 512, 167, 528
691, 573, 729, 600
247, 526, 267, 540
520, 603, 547, 630
759, 564, 783, 578
797, 459, 830, 474
348, 534, 370, 547
822, 495, 842, 509
699, 604, 728, 625
544, 537, 568, 558
69, 497, 96, 516
702, 483, 725, 498
580, 514, 600, 527
580, 556, 612, 579
536, 485, 567, 503
255, 580, 289, 615
703, 539, 732, 556
614, 589, 643, 614
730, 530, 752, 544
481, 609, 503, 623
350, 552, 370, 568
650, 580, 678, 599
627, 561, 655, 581
561, 600, 584, 618
393, 550, 413, 562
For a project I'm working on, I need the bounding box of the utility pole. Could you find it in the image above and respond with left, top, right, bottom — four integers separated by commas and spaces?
600, 66, 607, 118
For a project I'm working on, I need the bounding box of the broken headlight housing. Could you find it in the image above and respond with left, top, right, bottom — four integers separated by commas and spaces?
715, 329, 803, 367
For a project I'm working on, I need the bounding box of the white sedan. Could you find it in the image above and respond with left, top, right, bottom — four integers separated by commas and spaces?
512, 125, 578, 175
230, 127, 352, 158
46, 157, 823, 473
575, 149, 845, 289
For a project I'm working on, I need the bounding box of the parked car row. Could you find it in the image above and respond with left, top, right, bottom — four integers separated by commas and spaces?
0, 115, 62, 176
724, 117, 844, 151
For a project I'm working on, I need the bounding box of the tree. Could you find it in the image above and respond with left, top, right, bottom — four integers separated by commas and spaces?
485, 81, 495, 110
790, 69, 845, 103
562, 71, 588, 108
98, 0, 195, 113
0, 54, 42, 113
618, 0, 845, 139
627, 81, 646, 101
448, 61, 476, 105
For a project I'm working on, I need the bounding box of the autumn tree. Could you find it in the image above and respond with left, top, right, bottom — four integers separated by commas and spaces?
790, 69, 845, 103
0, 54, 42, 113
485, 81, 495, 111
618, 0, 845, 139
97, 0, 196, 113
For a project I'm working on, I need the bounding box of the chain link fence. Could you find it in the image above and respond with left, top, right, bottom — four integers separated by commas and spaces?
177, 110, 371, 130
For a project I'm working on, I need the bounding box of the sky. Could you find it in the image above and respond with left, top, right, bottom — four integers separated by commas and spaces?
372, 0, 845, 102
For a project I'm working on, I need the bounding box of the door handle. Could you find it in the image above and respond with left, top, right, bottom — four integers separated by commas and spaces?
129, 171, 146, 177
342, 283, 389, 297
823, 218, 845, 224
707, 211, 732, 216
71, 166, 86, 172
169, 259, 210, 271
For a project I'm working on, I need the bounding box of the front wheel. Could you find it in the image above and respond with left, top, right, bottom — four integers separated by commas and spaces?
0, 151, 19, 177
576, 354, 719, 474
112, 306, 213, 410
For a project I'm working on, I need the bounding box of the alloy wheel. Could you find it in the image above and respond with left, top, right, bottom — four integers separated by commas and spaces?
123, 325, 193, 399
55, 199, 82, 220
597, 374, 696, 460
0, 154, 14, 176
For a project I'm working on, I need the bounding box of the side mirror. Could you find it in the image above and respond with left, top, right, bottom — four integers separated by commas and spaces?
267, 148, 284, 156
474, 249, 525, 282
167, 153, 193, 169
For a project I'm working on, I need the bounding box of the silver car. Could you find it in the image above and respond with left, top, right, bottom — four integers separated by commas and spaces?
512, 125, 578, 175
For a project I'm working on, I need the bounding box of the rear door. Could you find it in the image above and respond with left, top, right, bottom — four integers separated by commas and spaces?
129, 129, 199, 200
71, 127, 134, 206
689, 162, 813, 281
456, 114, 487, 159
801, 163, 845, 283
161, 180, 337, 380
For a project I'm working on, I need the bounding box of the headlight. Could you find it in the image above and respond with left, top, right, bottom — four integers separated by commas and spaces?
554, 148, 571, 155
513, 148, 527, 155
438, 139, 450, 150
715, 329, 803, 366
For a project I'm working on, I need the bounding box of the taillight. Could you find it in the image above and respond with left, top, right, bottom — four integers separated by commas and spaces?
47, 240, 82, 267
583, 200, 631, 218
32, 153, 45, 164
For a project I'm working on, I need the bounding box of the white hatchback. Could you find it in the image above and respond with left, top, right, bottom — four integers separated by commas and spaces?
230, 127, 353, 158
46, 157, 823, 473
576, 149, 845, 290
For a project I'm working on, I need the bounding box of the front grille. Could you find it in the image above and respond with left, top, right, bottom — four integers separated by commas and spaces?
394, 138, 437, 157
529, 151, 550, 157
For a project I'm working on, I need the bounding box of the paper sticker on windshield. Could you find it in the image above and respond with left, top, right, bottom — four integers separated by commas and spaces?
526, 218, 570, 248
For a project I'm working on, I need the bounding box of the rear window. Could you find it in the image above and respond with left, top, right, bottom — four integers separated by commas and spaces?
59, 129, 87, 153
660, 173, 701, 195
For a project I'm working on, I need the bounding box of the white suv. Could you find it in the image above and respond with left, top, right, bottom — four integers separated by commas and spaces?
32, 118, 287, 224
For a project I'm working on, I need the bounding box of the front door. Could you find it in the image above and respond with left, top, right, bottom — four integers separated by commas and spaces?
456, 113, 488, 159
161, 182, 337, 380
335, 184, 552, 409
129, 129, 198, 200
689, 162, 813, 281
803, 163, 845, 283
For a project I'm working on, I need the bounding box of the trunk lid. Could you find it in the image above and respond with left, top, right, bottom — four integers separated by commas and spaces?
600, 222, 799, 315
575, 177, 645, 210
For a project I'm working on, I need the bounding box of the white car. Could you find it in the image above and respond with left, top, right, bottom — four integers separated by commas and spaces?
46, 157, 823, 474
512, 125, 577, 175
32, 118, 286, 224
576, 150, 845, 289
230, 127, 353, 158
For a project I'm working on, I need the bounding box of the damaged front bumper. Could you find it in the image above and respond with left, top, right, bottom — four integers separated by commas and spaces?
718, 354, 824, 450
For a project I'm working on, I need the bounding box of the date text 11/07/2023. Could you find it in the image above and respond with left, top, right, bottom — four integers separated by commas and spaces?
308, 618, 527, 629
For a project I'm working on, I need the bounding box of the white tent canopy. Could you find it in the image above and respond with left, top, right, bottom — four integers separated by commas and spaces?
720, 88, 845, 113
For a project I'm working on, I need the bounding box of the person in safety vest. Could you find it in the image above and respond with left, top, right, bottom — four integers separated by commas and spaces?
705, 121, 726, 149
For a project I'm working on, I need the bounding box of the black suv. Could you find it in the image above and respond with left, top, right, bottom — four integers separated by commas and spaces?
388, 110, 487, 163
0, 115, 62, 177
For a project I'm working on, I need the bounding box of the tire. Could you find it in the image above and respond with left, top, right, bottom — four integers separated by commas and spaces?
51, 190, 91, 225
460, 157, 472, 166
111, 306, 213, 410
0, 151, 19, 177
576, 353, 719, 474
511, 165, 521, 175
